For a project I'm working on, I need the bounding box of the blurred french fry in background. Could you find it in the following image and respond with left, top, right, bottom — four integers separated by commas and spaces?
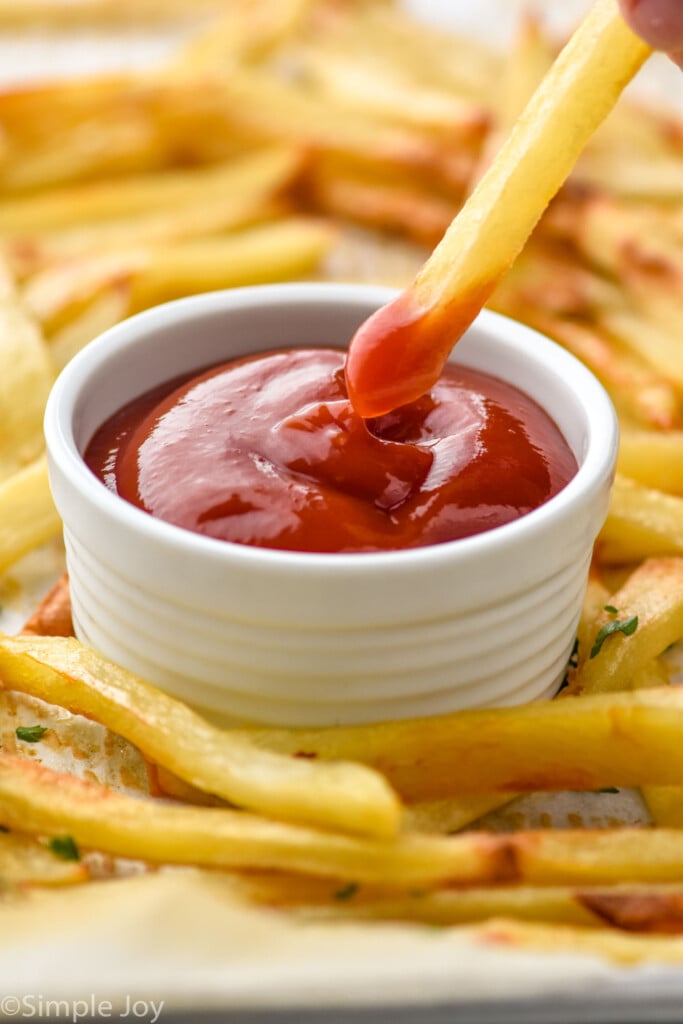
0, 455, 61, 573
0, 262, 54, 480
0, 831, 87, 888
598, 478, 683, 563
0, 0, 235, 27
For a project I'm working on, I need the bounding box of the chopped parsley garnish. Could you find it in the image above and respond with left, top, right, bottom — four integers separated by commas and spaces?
590, 615, 638, 659
47, 835, 81, 861
603, 605, 618, 614
15, 725, 47, 743
333, 882, 358, 901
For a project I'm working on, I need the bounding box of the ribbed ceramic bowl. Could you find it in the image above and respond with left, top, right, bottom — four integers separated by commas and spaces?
45, 283, 618, 726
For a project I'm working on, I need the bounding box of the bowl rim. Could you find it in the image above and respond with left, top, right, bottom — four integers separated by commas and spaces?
44, 281, 619, 575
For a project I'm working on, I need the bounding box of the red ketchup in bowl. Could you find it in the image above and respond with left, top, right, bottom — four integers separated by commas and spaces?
85, 347, 577, 554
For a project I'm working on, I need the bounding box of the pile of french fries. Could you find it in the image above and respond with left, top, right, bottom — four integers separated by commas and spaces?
1, 0, 683, 969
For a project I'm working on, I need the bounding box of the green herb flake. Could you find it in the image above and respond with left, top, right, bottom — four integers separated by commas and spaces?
604, 605, 619, 614
47, 835, 80, 862
15, 725, 47, 743
333, 882, 358, 901
590, 615, 639, 659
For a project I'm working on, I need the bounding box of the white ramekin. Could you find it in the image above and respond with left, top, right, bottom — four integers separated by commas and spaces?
44, 283, 618, 726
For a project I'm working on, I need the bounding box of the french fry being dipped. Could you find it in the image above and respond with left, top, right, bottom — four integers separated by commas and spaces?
344, 0, 652, 417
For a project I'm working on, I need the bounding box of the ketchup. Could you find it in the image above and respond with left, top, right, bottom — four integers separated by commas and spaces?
85, 348, 577, 554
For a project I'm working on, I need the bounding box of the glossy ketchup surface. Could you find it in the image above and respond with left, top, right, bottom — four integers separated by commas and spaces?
85, 348, 577, 554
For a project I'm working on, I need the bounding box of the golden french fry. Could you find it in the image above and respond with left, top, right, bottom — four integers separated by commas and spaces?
236, 873, 683, 933
252, 684, 683, 802
569, 557, 683, 694
598, 477, 683, 563
21, 574, 72, 638
9, 195, 284, 279
25, 218, 335, 334
49, 285, 131, 370
0, 455, 62, 573
0, 264, 54, 481
552, 194, 683, 282
9, 755, 683, 889
128, 219, 335, 312
403, 795, 511, 835
0, 754, 500, 886
301, 46, 489, 142
345, 0, 652, 415
642, 788, 683, 829
207, 69, 450, 181
576, 151, 683, 202
495, 309, 682, 432
618, 430, 683, 495
329, 3, 501, 103
0, 634, 401, 839
0, 0, 234, 25
0, 148, 301, 235
601, 307, 683, 391
172, 0, 312, 73
0, 831, 87, 888
309, 169, 457, 246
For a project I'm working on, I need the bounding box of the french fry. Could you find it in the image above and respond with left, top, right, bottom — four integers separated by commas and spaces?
172, 0, 313, 74
627, 659, 683, 829
0, 754, 503, 886
569, 557, 683, 694
7, 195, 285, 279
575, 151, 683, 202
490, 307, 682, 431
49, 284, 131, 370
0, 147, 302, 235
0, 831, 87, 888
235, 873, 683, 933
548, 194, 683, 281
0, 455, 62, 574
322, 3, 501, 104
403, 794, 513, 835
25, 219, 335, 334
300, 46, 489, 142
204, 69, 451, 183
0, 263, 54, 481
598, 477, 683, 563
9, 755, 683, 889
0, 634, 401, 839
618, 430, 683, 495
345, 0, 652, 415
600, 307, 683, 391
308, 169, 457, 247
250, 684, 683, 803
21, 574, 72, 639
127, 219, 335, 312
0, 0, 234, 26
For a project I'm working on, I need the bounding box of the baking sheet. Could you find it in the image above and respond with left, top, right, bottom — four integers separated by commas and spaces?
0, 3, 682, 1019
